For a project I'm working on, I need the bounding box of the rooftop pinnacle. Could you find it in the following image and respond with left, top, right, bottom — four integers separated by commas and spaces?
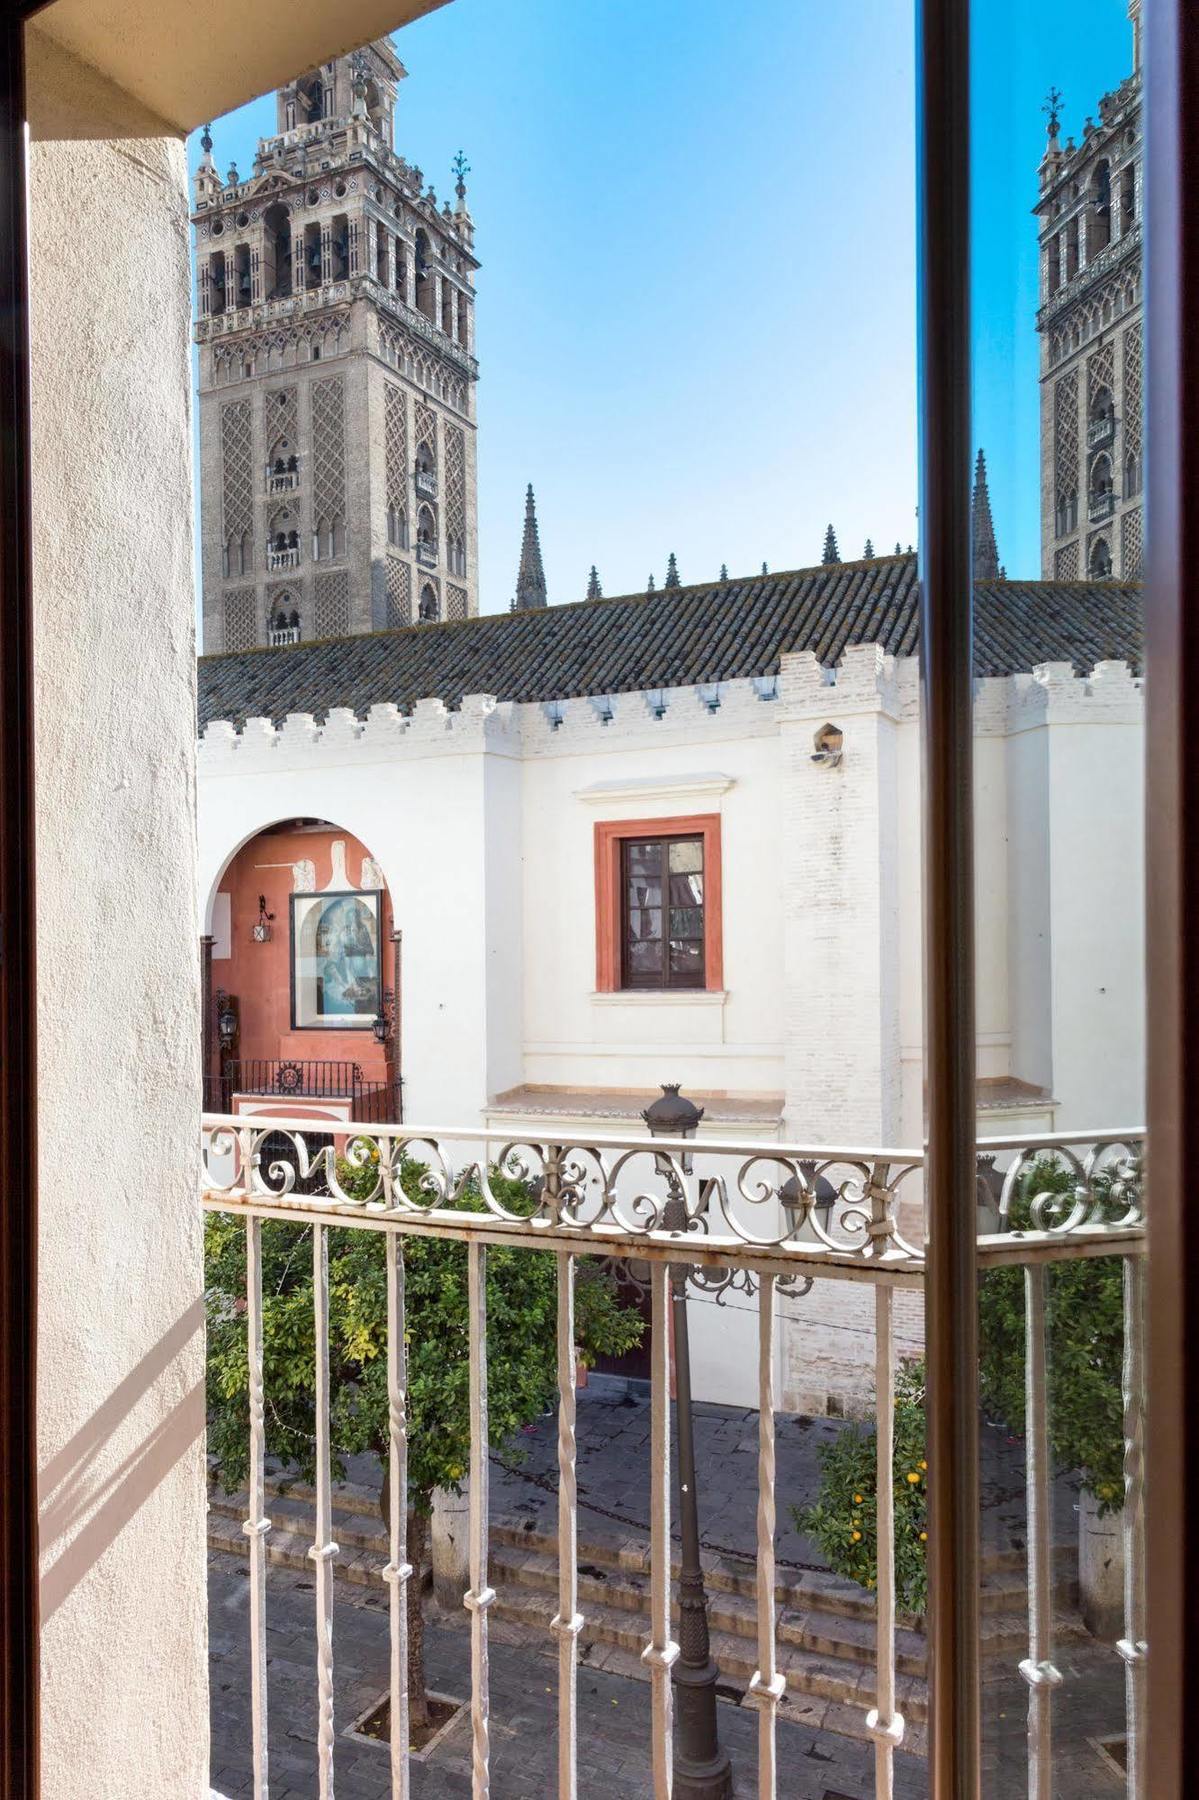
512, 483, 548, 610
972, 448, 1001, 579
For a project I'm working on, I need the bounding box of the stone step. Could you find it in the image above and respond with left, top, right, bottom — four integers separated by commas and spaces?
209, 1468, 1080, 1641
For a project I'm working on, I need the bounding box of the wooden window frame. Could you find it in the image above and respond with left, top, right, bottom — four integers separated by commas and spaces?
594, 814, 722, 994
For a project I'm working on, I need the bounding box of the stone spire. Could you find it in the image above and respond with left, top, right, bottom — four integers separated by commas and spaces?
972, 448, 1001, 579
586, 565, 602, 601
822, 524, 839, 565
512, 484, 548, 610
664, 552, 680, 588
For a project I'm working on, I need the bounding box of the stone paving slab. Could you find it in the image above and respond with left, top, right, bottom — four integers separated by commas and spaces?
210, 1551, 1127, 1799
318, 1384, 1082, 1581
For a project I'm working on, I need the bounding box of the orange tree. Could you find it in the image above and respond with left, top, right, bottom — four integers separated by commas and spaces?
206, 1152, 643, 1724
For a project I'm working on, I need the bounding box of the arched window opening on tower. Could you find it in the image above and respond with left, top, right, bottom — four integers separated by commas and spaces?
268, 602, 301, 647
1088, 452, 1115, 523
296, 72, 324, 125
331, 516, 345, 558
418, 584, 439, 623
1055, 487, 1078, 538
395, 245, 407, 298
441, 282, 453, 336
1046, 232, 1062, 298
457, 298, 470, 349
1089, 537, 1113, 579
375, 222, 387, 284
207, 251, 227, 315
262, 203, 292, 299
1120, 163, 1137, 230
1087, 160, 1112, 258
267, 508, 301, 570
1125, 448, 1143, 498
303, 221, 322, 291
1065, 214, 1080, 282
386, 505, 408, 549
414, 230, 434, 320
1088, 384, 1116, 449
363, 78, 387, 139
447, 534, 466, 577
330, 215, 349, 282
414, 442, 436, 498
267, 438, 298, 493
416, 504, 437, 567
233, 242, 251, 310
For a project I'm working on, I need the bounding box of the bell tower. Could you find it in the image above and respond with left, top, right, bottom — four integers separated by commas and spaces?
193, 40, 480, 652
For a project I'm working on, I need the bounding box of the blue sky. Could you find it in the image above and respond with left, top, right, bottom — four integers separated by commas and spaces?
189, 0, 1133, 609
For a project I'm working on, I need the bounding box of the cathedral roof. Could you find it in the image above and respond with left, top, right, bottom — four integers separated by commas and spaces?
197, 554, 1143, 729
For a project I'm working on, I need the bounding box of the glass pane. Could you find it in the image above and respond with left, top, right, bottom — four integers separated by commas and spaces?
625, 840, 662, 877
668, 939, 704, 980
667, 838, 703, 874
627, 936, 663, 978
971, 0, 1145, 1787
668, 872, 703, 907
626, 906, 661, 942
627, 874, 663, 909
668, 907, 704, 940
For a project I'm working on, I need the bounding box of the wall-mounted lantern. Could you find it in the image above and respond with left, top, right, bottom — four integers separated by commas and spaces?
250, 894, 275, 943
215, 989, 238, 1043
372, 987, 395, 1046
811, 721, 844, 767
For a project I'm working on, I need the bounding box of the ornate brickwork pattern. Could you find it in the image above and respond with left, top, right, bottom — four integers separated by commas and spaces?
223, 586, 256, 650
1121, 506, 1143, 579
1054, 370, 1079, 512
266, 385, 298, 457
446, 583, 468, 621
385, 556, 411, 628
1054, 543, 1079, 581
414, 397, 437, 467
1087, 339, 1115, 407
311, 377, 346, 522
314, 569, 351, 638
220, 400, 253, 536
1123, 321, 1143, 461
445, 422, 466, 559
384, 382, 407, 512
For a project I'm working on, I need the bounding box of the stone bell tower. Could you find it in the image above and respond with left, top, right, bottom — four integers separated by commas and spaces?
193, 40, 480, 652
1035, 1, 1143, 582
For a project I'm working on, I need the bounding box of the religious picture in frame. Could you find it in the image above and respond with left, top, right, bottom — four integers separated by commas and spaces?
290, 890, 382, 1029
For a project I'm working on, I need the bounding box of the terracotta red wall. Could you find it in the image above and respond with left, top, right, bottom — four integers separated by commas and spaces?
213, 824, 392, 1079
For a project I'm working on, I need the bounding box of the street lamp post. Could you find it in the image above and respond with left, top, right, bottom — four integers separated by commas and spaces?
642, 1083, 734, 1800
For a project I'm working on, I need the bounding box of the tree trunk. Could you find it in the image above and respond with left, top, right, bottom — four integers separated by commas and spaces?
407, 1506, 430, 1731
380, 1461, 432, 1731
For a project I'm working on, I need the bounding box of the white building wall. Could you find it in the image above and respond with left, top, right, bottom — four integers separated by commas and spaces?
197, 654, 1146, 1413
29, 29, 208, 1795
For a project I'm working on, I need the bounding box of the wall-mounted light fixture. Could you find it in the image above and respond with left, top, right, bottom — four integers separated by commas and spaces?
372, 986, 396, 1046
250, 894, 275, 943
811, 721, 844, 767
215, 988, 238, 1043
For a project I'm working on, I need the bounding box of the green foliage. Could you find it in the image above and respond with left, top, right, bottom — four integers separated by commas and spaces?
206, 1151, 644, 1512
978, 1157, 1125, 1512
794, 1361, 929, 1613
795, 1156, 1130, 1606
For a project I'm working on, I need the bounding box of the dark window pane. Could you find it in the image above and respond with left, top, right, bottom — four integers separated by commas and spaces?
669, 907, 704, 939
628, 936, 663, 977
669, 872, 703, 907
668, 939, 704, 981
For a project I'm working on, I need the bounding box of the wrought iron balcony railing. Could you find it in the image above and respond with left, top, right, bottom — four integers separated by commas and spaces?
415, 540, 437, 568
201, 1116, 1145, 1799
1088, 489, 1117, 523
414, 467, 437, 498
205, 1060, 392, 1121
1087, 414, 1116, 450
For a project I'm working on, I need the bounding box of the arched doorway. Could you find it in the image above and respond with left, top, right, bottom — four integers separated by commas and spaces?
202, 817, 401, 1125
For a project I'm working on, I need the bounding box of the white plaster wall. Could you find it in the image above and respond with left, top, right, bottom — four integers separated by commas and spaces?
196, 659, 1147, 1414
27, 28, 208, 1795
